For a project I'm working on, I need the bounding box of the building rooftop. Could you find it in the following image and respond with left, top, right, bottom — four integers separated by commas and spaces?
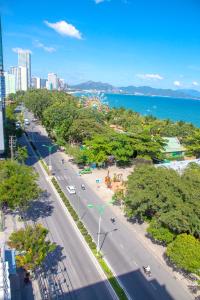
163, 137, 186, 153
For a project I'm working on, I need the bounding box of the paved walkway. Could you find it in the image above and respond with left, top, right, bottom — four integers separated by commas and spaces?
1, 211, 41, 300
60, 153, 200, 298
35, 117, 200, 299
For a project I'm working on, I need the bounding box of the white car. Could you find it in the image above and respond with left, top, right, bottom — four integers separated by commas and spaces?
66, 185, 76, 194
24, 118, 30, 125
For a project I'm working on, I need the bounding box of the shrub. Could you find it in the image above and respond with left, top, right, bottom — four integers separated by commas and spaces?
89, 242, 96, 249
147, 219, 175, 245
166, 234, 200, 275
85, 235, 92, 243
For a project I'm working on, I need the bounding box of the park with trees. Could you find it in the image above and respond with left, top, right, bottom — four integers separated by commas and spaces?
11, 89, 200, 280
124, 163, 200, 279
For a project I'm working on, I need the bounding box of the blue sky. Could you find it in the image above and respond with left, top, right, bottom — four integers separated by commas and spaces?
1, 0, 200, 89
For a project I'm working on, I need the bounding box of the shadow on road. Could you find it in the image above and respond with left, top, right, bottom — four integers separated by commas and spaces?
25, 191, 54, 222
36, 268, 176, 300
99, 228, 118, 251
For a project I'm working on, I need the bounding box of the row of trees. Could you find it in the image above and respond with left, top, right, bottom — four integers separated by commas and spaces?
13, 90, 167, 164
123, 164, 200, 276
0, 160, 56, 271
11, 89, 200, 165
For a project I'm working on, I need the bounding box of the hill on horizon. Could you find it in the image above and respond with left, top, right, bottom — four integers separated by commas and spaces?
69, 81, 200, 99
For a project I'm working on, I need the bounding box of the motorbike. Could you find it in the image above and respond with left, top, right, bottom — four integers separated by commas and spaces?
143, 266, 152, 277
81, 184, 86, 190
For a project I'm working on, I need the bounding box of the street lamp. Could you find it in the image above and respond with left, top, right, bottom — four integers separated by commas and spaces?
87, 199, 114, 254
42, 144, 57, 170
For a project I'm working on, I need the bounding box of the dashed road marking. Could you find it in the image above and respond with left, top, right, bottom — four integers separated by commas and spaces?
150, 282, 157, 290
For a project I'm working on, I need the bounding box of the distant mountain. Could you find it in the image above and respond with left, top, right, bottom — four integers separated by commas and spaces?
69, 81, 200, 99
178, 89, 200, 98
119, 86, 200, 99
70, 81, 114, 91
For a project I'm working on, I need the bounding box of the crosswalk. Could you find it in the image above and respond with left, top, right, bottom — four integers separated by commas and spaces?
56, 175, 69, 181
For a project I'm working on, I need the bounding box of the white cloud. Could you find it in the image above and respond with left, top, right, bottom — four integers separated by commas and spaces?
192, 81, 199, 86
33, 40, 56, 53
173, 80, 182, 87
12, 47, 32, 54
136, 73, 164, 80
44, 20, 82, 39
95, 0, 105, 3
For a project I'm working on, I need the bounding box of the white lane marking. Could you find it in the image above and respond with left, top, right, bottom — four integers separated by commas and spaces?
119, 243, 124, 249
150, 282, 157, 290
131, 260, 138, 267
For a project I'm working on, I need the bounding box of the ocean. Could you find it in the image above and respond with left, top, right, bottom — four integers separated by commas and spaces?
104, 93, 200, 127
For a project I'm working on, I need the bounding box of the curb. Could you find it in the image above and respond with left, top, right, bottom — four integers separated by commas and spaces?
24, 133, 119, 300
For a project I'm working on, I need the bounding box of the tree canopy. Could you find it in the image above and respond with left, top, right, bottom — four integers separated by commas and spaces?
124, 164, 200, 238
0, 160, 41, 210
8, 224, 56, 271
166, 234, 200, 276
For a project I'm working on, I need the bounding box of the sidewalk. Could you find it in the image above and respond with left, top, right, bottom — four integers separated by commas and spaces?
35, 116, 199, 298
2, 211, 41, 300
60, 154, 200, 298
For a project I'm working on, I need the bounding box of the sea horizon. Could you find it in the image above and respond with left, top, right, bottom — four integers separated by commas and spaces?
105, 93, 200, 127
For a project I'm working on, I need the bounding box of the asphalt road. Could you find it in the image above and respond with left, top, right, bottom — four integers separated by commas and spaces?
20, 133, 116, 300
25, 111, 193, 300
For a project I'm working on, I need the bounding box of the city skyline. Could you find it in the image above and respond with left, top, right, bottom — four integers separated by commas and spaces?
1, 0, 200, 90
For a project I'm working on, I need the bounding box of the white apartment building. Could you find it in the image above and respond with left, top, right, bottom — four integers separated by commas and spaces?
10, 66, 27, 91
47, 73, 58, 90
18, 49, 31, 88
32, 76, 41, 89
4, 72, 16, 96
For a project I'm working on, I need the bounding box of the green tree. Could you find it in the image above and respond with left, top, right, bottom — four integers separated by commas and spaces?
124, 164, 200, 237
184, 130, 200, 157
166, 234, 200, 275
8, 224, 56, 271
147, 219, 175, 245
16, 146, 28, 164
0, 160, 41, 210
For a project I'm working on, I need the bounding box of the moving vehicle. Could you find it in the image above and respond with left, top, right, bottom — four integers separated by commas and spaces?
24, 118, 30, 125
143, 266, 151, 277
15, 121, 21, 129
81, 184, 86, 190
66, 185, 76, 194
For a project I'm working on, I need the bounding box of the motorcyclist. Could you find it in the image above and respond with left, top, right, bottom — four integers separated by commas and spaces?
81, 184, 86, 190
111, 217, 116, 223
61, 159, 64, 164
144, 265, 151, 273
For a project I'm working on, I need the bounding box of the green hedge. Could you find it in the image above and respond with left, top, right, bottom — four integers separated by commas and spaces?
51, 176, 128, 300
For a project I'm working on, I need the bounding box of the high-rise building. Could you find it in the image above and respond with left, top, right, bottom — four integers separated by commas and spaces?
47, 73, 58, 90
40, 78, 47, 89
18, 49, 31, 88
10, 66, 27, 91
18, 66, 28, 91
58, 78, 65, 90
0, 17, 5, 154
4, 72, 16, 96
32, 77, 41, 89
10, 66, 19, 90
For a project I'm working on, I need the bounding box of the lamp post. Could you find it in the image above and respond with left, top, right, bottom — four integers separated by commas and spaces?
87, 199, 114, 254
42, 144, 57, 170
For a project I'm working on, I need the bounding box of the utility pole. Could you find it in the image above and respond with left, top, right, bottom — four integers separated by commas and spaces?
9, 135, 16, 160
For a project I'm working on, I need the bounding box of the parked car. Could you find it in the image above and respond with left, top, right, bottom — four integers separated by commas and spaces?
66, 185, 76, 194
79, 168, 92, 175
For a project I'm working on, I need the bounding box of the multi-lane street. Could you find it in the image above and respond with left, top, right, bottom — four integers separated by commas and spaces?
25, 111, 193, 300
20, 132, 116, 300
